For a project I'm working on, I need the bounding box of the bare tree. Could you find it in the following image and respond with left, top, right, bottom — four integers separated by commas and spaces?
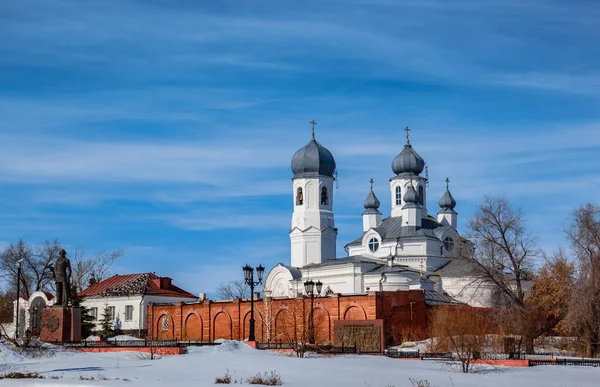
429, 307, 490, 373
0, 240, 62, 298
69, 247, 123, 292
565, 203, 600, 358
458, 195, 540, 352
216, 280, 250, 300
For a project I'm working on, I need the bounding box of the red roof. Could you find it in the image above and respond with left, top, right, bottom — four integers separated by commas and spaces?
78, 273, 197, 299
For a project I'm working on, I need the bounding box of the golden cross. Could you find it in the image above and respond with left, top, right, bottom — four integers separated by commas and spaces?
404, 126, 411, 144
445, 177, 450, 189
369, 178, 374, 191
310, 120, 318, 139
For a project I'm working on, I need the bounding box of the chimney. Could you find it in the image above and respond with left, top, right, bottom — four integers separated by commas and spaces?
153, 277, 172, 289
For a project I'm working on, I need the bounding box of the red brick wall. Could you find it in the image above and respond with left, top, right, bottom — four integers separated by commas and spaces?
148, 291, 428, 346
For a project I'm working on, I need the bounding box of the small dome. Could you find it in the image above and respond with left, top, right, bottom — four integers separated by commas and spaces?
392, 144, 425, 175
403, 184, 419, 204
363, 190, 381, 210
291, 138, 336, 178
439, 188, 456, 210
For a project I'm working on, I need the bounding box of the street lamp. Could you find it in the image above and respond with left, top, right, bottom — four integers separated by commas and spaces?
303, 279, 323, 344
15, 259, 23, 340
243, 264, 264, 342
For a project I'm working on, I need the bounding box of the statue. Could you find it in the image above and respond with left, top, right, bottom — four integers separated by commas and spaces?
52, 249, 72, 307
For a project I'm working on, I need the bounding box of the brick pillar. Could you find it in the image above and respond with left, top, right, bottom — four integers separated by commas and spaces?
147, 303, 154, 340
175, 302, 182, 339
235, 298, 241, 341
207, 301, 212, 342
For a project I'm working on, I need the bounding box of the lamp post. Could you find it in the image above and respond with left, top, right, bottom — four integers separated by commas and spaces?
303, 279, 323, 344
15, 259, 23, 340
243, 264, 264, 342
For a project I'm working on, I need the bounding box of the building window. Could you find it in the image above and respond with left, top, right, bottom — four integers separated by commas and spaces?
444, 237, 454, 252
161, 316, 169, 331
108, 306, 115, 321
395, 186, 401, 205
321, 187, 328, 205
296, 187, 304, 205
125, 305, 134, 322
90, 307, 98, 321
418, 185, 424, 205
368, 237, 380, 252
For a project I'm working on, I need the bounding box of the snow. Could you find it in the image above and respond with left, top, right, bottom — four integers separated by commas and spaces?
106, 335, 143, 341
0, 340, 598, 387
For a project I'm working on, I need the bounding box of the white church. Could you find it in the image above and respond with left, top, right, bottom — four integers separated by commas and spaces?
264, 127, 492, 307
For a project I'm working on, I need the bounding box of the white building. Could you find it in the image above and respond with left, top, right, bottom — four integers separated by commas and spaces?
79, 273, 198, 336
265, 127, 489, 307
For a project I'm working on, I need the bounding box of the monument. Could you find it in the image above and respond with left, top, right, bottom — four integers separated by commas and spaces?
39, 250, 82, 342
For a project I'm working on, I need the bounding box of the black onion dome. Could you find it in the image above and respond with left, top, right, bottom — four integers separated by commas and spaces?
291, 138, 336, 178
439, 188, 456, 210
403, 184, 419, 204
363, 190, 381, 210
392, 144, 425, 175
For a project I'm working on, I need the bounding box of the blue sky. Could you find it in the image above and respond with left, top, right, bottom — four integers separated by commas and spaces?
1, 0, 599, 296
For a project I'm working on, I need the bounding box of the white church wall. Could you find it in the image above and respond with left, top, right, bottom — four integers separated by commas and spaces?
364, 273, 410, 292
441, 276, 495, 308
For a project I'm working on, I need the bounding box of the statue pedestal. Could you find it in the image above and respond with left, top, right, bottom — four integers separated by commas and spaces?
39, 307, 81, 343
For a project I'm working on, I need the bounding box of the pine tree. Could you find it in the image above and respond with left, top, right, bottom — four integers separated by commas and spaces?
98, 304, 114, 339
69, 285, 96, 339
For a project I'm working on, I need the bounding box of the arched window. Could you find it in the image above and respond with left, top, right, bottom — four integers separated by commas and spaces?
296, 187, 304, 206
444, 237, 454, 252
418, 185, 424, 205
395, 186, 401, 205
368, 237, 380, 252
321, 187, 328, 205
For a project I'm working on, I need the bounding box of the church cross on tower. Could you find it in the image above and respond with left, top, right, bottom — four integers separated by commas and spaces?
446, 177, 450, 189
369, 178, 374, 191
310, 120, 318, 139
404, 126, 411, 144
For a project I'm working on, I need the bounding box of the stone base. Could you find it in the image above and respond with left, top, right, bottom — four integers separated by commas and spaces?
39, 307, 81, 343
334, 319, 384, 353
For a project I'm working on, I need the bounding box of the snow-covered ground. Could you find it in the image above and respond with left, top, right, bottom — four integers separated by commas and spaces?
0, 341, 597, 387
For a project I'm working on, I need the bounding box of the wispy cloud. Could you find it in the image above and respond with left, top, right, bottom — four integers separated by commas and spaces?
1, 0, 599, 290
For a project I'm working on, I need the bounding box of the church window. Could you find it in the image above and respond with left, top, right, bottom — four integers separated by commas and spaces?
296, 187, 304, 205
444, 237, 454, 252
368, 237, 380, 252
395, 186, 401, 205
418, 185, 424, 205
321, 187, 328, 205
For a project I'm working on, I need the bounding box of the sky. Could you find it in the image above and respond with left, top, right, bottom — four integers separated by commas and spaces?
1, 0, 599, 296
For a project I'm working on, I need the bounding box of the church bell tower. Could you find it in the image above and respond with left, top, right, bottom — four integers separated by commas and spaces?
289, 121, 337, 268
390, 127, 428, 220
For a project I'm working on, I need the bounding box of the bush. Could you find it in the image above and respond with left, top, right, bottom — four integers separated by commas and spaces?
409, 378, 431, 387
0, 371, 43, 379
246, 371, 282, 385
215, 370, 232, 384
